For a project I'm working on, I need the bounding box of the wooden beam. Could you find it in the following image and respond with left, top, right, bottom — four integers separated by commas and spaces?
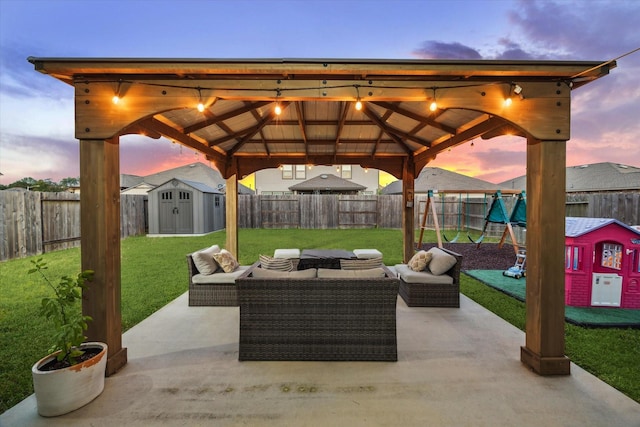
139, 117, 226, 164
402, 158, 416, 262
80, 137, 127, 376
228, 102, 291, 156
371, 101, 457, 134
414, 116, 507, 172
183, 101, 271, 134
521, 137, 570, 375
361, 104, 414, 155
225, 174, 238, 258
294, 101, 309, 158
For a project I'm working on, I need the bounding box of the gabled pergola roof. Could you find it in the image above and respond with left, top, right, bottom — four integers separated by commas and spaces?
29, 57, 613, 179
29, 57, 615, 379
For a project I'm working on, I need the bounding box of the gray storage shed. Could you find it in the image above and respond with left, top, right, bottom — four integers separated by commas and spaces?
148, 179, 225, 235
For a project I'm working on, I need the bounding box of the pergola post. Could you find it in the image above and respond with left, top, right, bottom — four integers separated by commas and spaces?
520, 137, 570, 375
80, 137, 127, 376
402, 159, 416, 263
225, 175, 239, 257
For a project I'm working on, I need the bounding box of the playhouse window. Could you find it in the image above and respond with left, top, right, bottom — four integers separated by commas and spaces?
565, 246, 582, 271
601, 243, 622, 270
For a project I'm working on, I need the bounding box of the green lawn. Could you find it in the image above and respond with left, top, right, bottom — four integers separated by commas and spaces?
1, 229, 638, 413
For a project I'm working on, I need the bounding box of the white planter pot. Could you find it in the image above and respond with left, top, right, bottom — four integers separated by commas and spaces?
31, 342, 107, 417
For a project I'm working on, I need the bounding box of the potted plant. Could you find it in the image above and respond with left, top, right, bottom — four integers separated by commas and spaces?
29, 258, 108, 417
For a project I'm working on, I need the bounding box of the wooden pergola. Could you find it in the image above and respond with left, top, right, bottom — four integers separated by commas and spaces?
29, 57, 614, 377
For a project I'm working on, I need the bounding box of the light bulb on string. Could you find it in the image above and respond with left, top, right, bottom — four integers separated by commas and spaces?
112, 80, 122, 105
354, 85, 362, 111
429, 87, 437, 112
274, 88, 282, 115
197, 87, 205, 112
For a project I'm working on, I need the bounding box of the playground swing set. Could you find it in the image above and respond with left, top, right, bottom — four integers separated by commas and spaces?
417, 189, 528, 278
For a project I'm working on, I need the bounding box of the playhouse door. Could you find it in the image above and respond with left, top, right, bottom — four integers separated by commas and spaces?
591, 273, 622, 307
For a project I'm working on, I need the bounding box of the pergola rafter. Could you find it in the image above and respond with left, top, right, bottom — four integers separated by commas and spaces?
29, 57, 615, 379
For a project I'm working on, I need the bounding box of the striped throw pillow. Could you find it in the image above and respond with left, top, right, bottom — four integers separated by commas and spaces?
259, 255, 294, 272
340, 256, 383, 270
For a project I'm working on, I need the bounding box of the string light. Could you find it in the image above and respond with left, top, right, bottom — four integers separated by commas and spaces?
355, 85, 362, 111
112, 80, 122, 105
504, 83, 523, 107
274, 88, 282, 115
429, 87, 437, 112
101, 79, 531, 114
197, 87, 205, 112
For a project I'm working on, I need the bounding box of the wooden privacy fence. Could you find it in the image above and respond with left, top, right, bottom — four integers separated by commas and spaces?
238, 194, 403, 229
2, 191, 637, 261
239, 192, 639, 232
0, 191, 147, 261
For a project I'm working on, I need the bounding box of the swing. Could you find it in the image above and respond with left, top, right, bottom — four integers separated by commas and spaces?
468, 191, 510, 248
442, 192, 463, 242
498, 191, 527, 254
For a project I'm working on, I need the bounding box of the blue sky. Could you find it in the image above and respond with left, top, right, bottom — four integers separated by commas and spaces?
0, 0, 638, 184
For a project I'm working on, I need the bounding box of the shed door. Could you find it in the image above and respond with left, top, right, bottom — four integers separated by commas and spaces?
158, 189, 193, 234
176, 190, 193, 233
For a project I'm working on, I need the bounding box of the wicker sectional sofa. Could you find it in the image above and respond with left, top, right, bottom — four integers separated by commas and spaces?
236, 263, 400, 361
395, 247, 463, 308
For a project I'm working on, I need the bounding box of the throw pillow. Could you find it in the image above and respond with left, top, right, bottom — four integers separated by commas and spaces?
427, 247, 457, 275
340, 257, 383, 270
408, 250, 433, 272
259, 254, 294, 272
212, 249, 240, 273
191, 245, 221, 275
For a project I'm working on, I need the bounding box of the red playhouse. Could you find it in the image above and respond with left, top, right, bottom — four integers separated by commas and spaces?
565, 217, 640, 309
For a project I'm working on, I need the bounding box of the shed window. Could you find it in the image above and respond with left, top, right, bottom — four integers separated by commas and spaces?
215, 196, 220, 207
601, 243, 622, 270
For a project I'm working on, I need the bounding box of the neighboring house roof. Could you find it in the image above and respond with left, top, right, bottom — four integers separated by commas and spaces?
500, 162, 640, 192
565, 216, 640, 238
380, 167, 498, 195
122, 162, 254, 194
120, 174, 144, 188
289, 173, 366, 192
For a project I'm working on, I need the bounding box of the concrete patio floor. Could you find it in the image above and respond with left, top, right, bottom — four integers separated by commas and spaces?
2, 293, 639, 427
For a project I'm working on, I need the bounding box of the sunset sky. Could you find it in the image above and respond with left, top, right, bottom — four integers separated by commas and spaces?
0, 0, 638, 186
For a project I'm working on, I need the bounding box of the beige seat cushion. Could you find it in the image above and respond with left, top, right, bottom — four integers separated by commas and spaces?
191, 245, 221, 275
340, 257, 383, 270
353, 249, 382, 259
192, 266, 250, 284
394, 264, 454, 285
251, 267, 317, 279
317, 267, 386, 279
426, 247, 457, 275
273, 248, 301, 259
